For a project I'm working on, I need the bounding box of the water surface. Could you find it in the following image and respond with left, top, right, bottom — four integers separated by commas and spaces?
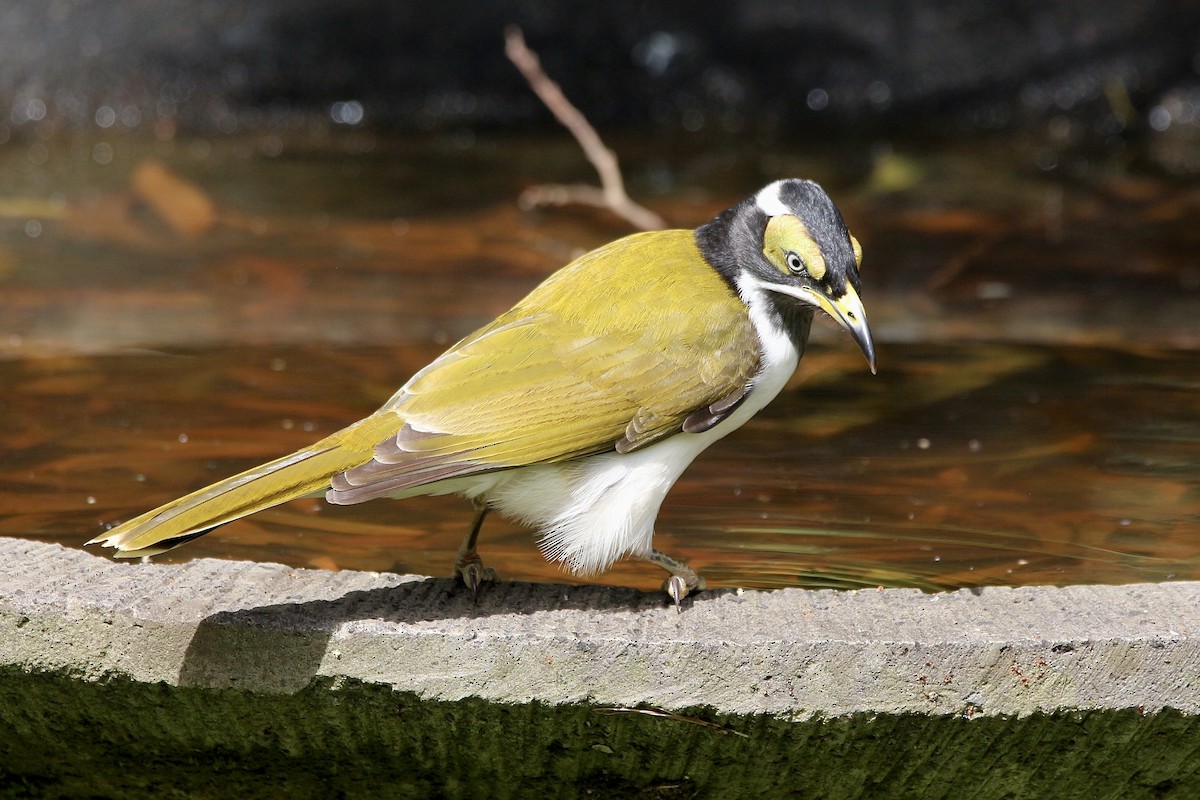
1, 131, 1197, 592
3, 340, 1196, 592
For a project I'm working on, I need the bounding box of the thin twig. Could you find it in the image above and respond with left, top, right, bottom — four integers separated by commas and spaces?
504, 25, 666, 231
596, 706, 749, 737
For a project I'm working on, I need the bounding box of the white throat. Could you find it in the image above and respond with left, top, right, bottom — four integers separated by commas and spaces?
734, 270, 803, 397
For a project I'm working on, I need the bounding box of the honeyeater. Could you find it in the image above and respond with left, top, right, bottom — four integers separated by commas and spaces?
89, 179, 876, 607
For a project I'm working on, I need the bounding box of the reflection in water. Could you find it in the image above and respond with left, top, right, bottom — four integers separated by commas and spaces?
2, 342, 1196, 592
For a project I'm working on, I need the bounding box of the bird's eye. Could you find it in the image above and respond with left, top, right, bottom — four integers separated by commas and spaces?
785, 251, 805, 274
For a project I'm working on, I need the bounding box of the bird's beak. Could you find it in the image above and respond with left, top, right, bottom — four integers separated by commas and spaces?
799, 283, 877, 374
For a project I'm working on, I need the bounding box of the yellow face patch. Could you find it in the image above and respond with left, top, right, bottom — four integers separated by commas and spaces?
851, 235, 862, 268
762, 215, 827, 281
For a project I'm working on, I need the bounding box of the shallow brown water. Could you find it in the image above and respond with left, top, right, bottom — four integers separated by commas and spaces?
1, 131, 1197, 592
3, 340, 1196, 592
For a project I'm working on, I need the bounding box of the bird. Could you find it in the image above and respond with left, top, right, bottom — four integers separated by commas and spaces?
88, 178, 876, 608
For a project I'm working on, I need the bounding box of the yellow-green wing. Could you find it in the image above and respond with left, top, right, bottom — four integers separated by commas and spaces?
330, 230, 760, 501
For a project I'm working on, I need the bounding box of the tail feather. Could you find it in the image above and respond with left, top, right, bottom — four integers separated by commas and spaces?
88, 412, 402, 557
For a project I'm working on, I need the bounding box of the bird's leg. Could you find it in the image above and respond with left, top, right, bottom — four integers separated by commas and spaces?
642, 548, 707, 611
454, 498, 497, 597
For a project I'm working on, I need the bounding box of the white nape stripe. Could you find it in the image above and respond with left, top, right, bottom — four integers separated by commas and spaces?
754, 180, 791, 218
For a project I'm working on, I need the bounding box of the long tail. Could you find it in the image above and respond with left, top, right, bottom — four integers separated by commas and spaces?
87, 412, 402, 558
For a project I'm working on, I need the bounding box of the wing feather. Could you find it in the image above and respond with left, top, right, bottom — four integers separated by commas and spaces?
327, 230, 761, 504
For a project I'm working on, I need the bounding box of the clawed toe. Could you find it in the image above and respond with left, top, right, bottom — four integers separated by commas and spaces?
665, 575, 687, 609
452, 501, 496, 599
454, 549, 497, 598
643, 548, 706, 611
663, 572, 707, 611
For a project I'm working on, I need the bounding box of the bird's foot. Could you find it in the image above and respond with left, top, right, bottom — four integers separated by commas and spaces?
453, 548, 498, 599
663, 572, 707, 611
645, 548, 706, 612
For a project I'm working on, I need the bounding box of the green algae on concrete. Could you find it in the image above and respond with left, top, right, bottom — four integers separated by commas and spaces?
2, 671, 1200, 800
1, 667, 1198, 799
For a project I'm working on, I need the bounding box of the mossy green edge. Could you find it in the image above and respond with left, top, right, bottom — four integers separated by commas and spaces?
1, 666, 1198, 799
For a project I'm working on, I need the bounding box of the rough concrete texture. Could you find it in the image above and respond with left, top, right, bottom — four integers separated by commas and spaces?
3, 536, 1200, 798
2, 536, 1197, 718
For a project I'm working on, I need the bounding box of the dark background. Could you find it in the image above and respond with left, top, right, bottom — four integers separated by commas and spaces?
4, 0, 1199, 144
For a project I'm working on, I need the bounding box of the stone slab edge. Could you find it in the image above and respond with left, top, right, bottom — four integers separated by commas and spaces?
1, 537, 1196, 719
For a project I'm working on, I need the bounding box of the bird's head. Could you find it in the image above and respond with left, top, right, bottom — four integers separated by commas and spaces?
697, 178, 876, 373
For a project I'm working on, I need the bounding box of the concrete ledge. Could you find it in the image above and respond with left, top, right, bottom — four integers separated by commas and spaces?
3, 537, 1197, 717
2, 536, 1199, 797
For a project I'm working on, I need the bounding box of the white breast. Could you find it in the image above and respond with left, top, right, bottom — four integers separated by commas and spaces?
483, 280, 800, 576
